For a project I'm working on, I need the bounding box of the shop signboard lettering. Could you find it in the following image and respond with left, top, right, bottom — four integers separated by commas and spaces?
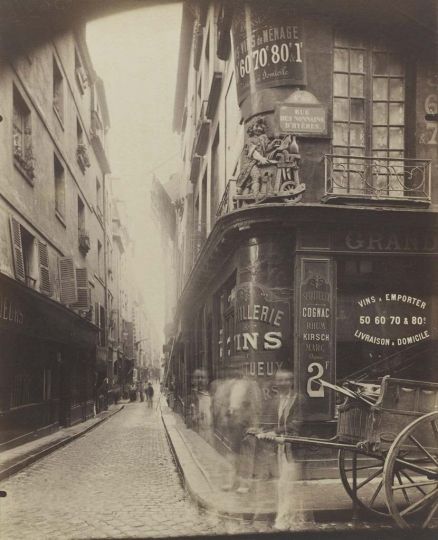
297, 258, 335, 421
354, 293, 430, 347
231, 4, 306, 104
0, 295, 24, 326
336, 229, 438, 254
275, 103, 327, 136
232, 283, 291, 418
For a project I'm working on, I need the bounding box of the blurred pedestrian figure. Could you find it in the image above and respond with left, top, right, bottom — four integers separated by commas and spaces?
145, 382, 154, 408
129, 383, 137, 402
258, 368, 313, 530
139, 381, 145, 402
222, 377, 261, 494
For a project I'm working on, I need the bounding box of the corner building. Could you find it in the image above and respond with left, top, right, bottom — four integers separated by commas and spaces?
170, 0, 438, 473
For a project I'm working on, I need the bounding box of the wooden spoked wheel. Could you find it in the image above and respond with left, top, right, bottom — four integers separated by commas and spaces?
338, 448, 390, 516
383, 411, 438, 529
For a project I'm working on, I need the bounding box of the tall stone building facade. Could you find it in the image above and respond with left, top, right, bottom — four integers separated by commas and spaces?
0, 23, 114, 447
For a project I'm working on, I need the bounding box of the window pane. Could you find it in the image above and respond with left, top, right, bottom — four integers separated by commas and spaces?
333, 146, 348, 156
334, 48, 349, 71
373, 127, 388, 149
373, 52, 388, 75
351, 99, 364, 121
390, 79, 404, 100
373, 102, 388, 124
350, 147, 364, 157
373, 78, 388, 100
389, 55, 404, 76
389, 127, 404, 149
334, 73, 348, 96
334, 123, 349, 146
350, 124, 365, 147
333, 98, 349, 121
350, 75, 364, 97
350, 50, 365, 73
389, 103, 404, 125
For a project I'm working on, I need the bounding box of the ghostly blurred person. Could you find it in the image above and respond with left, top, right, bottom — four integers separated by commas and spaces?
258, 368, 313, 529
222, 377, 262, 493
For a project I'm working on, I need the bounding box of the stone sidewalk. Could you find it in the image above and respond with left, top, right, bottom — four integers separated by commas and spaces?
160, 403, 364, 523
0, 404, 124, 482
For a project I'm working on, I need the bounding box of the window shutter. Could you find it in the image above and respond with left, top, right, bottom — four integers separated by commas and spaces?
9, 216, 25, 282
58, 257, 77, 304
72, 268, 89, 310
38, 241, 51, 295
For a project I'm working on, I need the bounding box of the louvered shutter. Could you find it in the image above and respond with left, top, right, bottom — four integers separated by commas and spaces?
38, 241, 51, 295
9, 216, 25, 282
58, 257, 77, 304
72, 268, 89, 310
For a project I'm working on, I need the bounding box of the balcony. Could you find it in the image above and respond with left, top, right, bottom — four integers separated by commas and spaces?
323, 154, 431, 204
78, 230, 91, 255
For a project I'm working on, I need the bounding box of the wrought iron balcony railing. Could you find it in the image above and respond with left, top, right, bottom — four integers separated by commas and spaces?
324, 154, 431, 202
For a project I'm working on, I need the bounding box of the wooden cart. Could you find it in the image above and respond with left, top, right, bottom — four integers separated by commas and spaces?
271, 376, 438, 529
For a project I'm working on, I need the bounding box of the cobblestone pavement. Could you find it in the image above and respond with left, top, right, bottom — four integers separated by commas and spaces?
0, 400, 269, 539
0, 398, 426, 539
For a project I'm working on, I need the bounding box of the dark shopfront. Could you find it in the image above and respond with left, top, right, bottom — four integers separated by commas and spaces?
173, 208, 438, 467
0, 274, 97, 450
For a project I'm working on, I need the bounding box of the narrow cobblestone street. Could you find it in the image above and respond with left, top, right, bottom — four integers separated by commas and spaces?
0, 398, 263, 539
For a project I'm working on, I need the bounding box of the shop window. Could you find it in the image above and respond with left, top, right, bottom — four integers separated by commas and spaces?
336, 256, 436, 382
13, 85, 35, 183
53, 55, 64, 123
332, 31, 406, 195
10, 372, 32, 408
54, 154, 65, 220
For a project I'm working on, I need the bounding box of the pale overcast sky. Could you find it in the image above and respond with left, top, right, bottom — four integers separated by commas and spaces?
87, 2, 183, 340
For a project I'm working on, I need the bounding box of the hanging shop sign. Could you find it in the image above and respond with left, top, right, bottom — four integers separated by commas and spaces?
297, 257, 336, 421
275, 102, 327, 136
231, 3, 306, 104
353, 293, 430, 347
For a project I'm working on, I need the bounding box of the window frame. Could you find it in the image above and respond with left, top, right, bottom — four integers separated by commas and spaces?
52, 54, 64, 126
12, 84, 35, 185
331, 29, 410, 196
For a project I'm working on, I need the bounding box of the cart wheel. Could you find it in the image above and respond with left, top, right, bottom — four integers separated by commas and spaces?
338, 448, 389, 516
384, 411, 438, 529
